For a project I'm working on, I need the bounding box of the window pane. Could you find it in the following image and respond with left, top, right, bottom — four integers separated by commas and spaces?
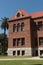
17, 23, 20, 32
17, 38, 21, 46
13, 39, 16, 46
37, 21, 43, 30
39, 37, 43, 45
21, 38, 25, 46
17, 13, 20, 17
17, 50, 20, 55
13, 24, 16, 32
21, 23, 24, 31
22, 50, 25, 56
13, 51, 16, 55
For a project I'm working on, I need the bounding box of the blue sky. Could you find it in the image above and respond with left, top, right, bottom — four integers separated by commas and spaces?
0, 0, 43, 33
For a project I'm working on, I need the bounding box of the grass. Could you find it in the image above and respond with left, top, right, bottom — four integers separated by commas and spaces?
40, 56, 43, 58
0, 55, 32, 58
0, 56, 43, 65
0, 60, 43, 65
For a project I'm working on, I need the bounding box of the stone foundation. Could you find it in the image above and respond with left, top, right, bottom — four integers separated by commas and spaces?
38, 48, 43, 56
7, 48, 32, 56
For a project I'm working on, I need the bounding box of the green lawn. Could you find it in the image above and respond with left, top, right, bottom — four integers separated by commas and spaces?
0, 56, 31, 58
0, 60, 43, 65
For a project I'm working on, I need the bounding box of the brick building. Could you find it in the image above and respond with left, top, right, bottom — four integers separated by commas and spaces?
7, 10, 43, 56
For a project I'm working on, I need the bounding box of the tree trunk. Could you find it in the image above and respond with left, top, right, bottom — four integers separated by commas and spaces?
3, 28, 6, 55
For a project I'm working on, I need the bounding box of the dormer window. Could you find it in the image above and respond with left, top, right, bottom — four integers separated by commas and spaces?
17, 12, 21, 17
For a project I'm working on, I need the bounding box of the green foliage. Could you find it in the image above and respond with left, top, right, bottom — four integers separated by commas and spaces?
0, 33, 8, 55
1, 17, 9, 30
0, 17, 9, 55
0, 33, 7, 39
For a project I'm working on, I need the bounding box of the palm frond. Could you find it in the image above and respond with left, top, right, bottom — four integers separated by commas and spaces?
1, 17, 9, 29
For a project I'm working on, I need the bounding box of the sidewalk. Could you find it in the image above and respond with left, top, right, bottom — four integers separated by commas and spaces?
0, 57, 43, 60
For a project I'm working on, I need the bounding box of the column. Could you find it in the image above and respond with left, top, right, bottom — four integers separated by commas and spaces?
38, 49, 40, 56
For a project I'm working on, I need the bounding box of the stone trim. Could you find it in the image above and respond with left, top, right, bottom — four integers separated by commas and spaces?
38, 48, 43, 50
38, 48, 43, 56
7, 48, 32, 56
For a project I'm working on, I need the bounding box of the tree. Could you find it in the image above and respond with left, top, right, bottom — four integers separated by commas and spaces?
1, 17, 9, 35
1, 17, 9, 54
0, 33, 8, 55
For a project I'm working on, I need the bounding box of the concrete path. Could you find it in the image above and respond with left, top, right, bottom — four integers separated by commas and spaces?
0, 57, 43, 61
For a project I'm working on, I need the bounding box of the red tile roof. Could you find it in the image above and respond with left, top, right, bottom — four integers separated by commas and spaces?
9, 9, 29, 21
9, 10, 43, 21
19, 9, 29, 16
30, 11, 43, 18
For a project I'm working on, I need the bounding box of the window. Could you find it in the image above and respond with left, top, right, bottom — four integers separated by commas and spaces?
17, 23, 20, 32
17, 38, 21, 46
21, 23, 24, 31
37, 21, 43, 30
39, 37, 43, 45
17, 12, 20, 17
13, 51, 16, 55
17, 50, 20, 55
13, 38, 25, 46
21, 38, 25, 46
13, 39, 16, 46
13, 24, 16, 32
13, 23, 25, 32
22, 50, 25, 56
40, 50, 43, 55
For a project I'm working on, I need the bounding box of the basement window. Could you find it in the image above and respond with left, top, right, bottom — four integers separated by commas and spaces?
22, 50, 25, 56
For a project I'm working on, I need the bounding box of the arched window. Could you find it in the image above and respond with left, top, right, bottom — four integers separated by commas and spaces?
21, 23, 24, 31
17, 12, 20, 17
17, 23, 20, 32
13, 24, 16, 32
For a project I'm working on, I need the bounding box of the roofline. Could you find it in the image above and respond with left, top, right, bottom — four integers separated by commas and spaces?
8, 16, 31, 22
32, 16, 43, 20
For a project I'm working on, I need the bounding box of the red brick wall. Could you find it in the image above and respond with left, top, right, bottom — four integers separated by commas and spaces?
34, 18, 43, 47
8, 15, 43, 49
8, 17, 32, 48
